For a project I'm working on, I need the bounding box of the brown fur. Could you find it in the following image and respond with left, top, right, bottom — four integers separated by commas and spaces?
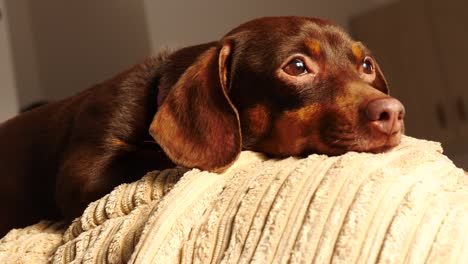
0, 16, 405, 237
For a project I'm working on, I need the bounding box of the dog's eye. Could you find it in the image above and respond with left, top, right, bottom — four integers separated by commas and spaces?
362, 57, 375, 74
283, 58, 308, 76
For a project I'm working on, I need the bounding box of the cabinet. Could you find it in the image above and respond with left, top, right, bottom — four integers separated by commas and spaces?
351, 0, 468, 168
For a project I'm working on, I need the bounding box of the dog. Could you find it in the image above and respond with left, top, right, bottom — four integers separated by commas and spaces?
0, 16, 405, 237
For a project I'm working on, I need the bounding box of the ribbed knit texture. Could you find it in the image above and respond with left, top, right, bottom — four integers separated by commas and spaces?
1, 136, 466, 263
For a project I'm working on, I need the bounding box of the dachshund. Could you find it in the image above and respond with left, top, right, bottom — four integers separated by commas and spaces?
0, 16, 405, 237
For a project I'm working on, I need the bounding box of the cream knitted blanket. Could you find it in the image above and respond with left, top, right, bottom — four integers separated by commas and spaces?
0, 136, 467, 263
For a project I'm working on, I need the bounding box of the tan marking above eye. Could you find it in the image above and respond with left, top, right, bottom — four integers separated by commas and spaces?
351, 43, 364, 61
305, 39, 321, 56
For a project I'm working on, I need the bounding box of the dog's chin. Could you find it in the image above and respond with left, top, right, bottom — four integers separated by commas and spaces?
352, 131, 403, 153
365, 134, 402, 153
251, 130, 403, 158
321, 130, 403, 155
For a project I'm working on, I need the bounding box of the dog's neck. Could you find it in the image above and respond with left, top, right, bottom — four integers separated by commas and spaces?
157, 86, 164, 108
155, 77, 171, 109
154, 42, 219, 109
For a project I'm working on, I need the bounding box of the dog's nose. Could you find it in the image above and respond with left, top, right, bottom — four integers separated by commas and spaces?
366, 97, 405, 135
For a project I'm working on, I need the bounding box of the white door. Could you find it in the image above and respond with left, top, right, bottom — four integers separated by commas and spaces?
0, 0, 19, 122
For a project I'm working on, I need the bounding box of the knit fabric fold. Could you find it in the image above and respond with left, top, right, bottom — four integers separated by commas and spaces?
1, 136, 467, 263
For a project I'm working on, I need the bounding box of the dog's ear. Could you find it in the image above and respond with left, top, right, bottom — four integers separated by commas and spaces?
150, 42, 241, 172
372, 60, 389, 94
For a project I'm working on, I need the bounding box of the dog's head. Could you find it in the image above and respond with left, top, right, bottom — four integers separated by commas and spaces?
150, 16, 405, 171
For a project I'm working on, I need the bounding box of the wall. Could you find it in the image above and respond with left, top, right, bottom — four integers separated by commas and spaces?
0, 0, 19, 122
26, 0, 151, 101
5, 0, 42, 110
351, 0, 468, 168
1, 0, 397, 112
3, 0, 151, 109
143, 0, 398, 50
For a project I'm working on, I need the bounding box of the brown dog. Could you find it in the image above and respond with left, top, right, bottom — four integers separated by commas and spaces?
0, 16, 404, 236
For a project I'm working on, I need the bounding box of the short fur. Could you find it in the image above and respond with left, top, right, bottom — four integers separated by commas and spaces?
0, 16, 405, 236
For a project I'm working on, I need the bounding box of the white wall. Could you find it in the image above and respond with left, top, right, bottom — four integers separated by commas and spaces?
5, 0, 43, 110
26, 0, 151, 101
0, 0, 19, 122
3, 0, 150, 107
1, 0, 397, 109
143, 0, 398, 50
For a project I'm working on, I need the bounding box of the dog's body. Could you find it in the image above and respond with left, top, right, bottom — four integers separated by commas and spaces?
0, 17, 405, 236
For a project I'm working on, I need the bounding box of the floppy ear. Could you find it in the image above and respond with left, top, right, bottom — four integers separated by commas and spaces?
149, 43, 241, 172
372, 60, 389, 94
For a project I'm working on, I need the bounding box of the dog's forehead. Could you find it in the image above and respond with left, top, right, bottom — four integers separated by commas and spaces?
299, 22, 356, 56
226, 17, 358, 61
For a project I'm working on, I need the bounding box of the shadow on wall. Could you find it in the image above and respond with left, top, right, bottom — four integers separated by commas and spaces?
5, 0, 151, 109
351, 0, 468, 168
6, 0, 393, 109
143, 0, 397, 49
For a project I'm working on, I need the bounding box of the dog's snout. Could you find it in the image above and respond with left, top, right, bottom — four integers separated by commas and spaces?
366, 98, 405, 135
